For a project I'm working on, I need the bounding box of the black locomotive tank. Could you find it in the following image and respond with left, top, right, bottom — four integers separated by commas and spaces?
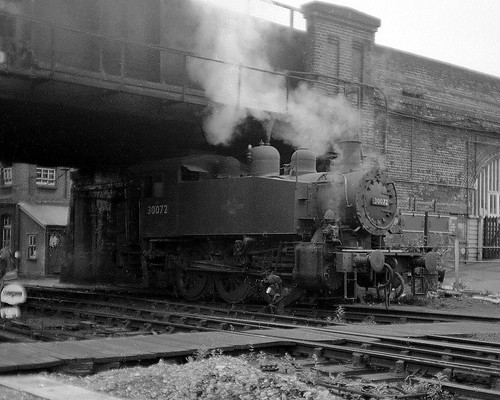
133, 140, 438, 305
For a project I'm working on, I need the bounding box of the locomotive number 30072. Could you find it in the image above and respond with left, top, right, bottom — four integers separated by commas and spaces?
371, 197, 389, 207
147, 205, 168, 215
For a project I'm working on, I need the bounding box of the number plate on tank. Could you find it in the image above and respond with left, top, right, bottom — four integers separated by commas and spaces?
371, 197, 389, 206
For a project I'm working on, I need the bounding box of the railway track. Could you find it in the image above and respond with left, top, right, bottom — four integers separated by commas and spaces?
4, 285, 500, 399
20, 286, 337, 336
22, 285, 500, 325
291, 329, 500, 399
339, 303, 500, 324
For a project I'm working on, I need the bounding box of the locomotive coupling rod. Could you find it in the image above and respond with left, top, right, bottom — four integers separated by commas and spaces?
188, 260, 252, 274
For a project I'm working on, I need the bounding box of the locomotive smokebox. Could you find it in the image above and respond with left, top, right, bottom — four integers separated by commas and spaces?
337, 139, 362, 173
250, 143, 280, 176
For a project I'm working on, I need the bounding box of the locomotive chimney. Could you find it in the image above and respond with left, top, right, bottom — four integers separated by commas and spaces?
337, 139, 363, 172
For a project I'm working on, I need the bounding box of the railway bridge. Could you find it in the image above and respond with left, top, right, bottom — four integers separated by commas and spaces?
0, 1, 376, 169
0, 5, 284, 168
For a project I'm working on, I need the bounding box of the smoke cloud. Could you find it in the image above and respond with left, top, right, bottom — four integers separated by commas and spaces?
187, 0, 361, 155
0, 0, 21, 13
278, 85, 361, 155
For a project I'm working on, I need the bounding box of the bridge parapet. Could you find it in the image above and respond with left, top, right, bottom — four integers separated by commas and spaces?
0, 9, 299, 115
0, 6, 371, 117
0, 3, 381, 167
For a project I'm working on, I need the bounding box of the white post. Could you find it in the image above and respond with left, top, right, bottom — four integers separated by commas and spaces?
454, 238, 460, 290
478, 216, 484, 261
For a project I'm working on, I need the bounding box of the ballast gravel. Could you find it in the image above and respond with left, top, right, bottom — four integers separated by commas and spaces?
52, 355, 342, 400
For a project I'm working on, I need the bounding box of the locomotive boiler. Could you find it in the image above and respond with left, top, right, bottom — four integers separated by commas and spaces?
135, 140, 437, 305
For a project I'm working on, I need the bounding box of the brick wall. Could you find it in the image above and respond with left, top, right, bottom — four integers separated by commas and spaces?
302, 2, 381, 146
372, 46, 500, 119
302, 2, 500, 218
0, 164, 71, 205
370, 46, 500, 215
302, 2, 380, 82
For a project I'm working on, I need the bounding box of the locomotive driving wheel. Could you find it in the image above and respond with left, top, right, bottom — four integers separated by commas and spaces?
214, 273, 252, 304
174, 247, 213, 301
175, 268, 213, 301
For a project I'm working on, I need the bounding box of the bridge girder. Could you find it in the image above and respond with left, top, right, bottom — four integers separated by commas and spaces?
0, 69, 210, 168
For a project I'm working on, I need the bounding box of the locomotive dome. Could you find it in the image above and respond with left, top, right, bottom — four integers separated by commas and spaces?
217, 156, 242, 178
290, 148, 317, 175
250, 143, 280, 176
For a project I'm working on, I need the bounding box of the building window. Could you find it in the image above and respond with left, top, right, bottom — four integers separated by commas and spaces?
1, 215, 11, 249
0, 15, 15, 67
1, 167, 12, 186
326, 35, 340, 94
476, 158, 500, 216
27, 234, 37, 259
352, 42, 364, 83
36, 167, 56, 186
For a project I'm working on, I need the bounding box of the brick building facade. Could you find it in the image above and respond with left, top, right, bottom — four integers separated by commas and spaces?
0, 163, 71, 277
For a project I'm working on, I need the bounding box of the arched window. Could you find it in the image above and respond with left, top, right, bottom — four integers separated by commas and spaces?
1, 214, 12, 249
475, 158, 500, 216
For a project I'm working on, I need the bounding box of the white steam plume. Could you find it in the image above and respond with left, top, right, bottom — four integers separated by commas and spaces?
0, 1, 21, 13
278, 85, 361, 155
187, 0, 361, 155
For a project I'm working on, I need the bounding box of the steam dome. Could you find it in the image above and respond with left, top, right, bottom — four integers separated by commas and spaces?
290, 148, 316, 175
250, 143, 280, 176
218, 156, 241, 178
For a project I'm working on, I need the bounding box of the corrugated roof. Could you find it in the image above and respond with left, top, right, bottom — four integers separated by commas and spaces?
19, 202, 69, 227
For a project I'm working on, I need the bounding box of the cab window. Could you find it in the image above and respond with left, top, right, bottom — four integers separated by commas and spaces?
152, 176, 163, 197
143, 175, 164, 198
143, 176, 153, 198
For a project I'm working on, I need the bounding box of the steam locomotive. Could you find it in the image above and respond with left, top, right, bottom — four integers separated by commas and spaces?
134, 140, 437, 305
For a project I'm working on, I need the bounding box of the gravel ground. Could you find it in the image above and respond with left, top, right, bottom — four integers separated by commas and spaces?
0, 387, 41, 400
1, 291, 498, 399
51, 355, 343, 400
413, 290, 500, 316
